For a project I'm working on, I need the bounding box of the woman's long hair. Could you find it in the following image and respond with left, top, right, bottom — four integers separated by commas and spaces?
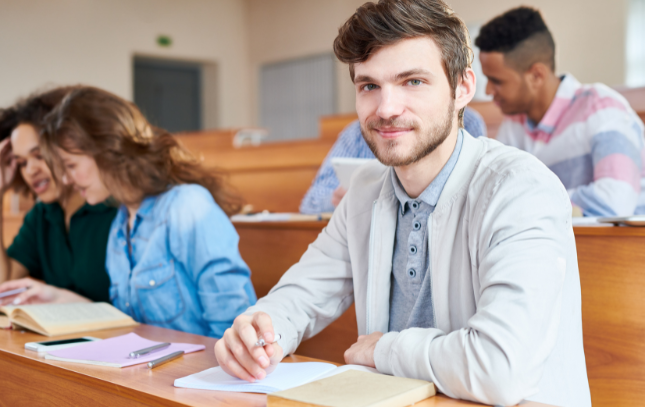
40, 86, 243, 216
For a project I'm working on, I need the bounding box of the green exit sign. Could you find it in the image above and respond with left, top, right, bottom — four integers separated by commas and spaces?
157, 35, 172, 47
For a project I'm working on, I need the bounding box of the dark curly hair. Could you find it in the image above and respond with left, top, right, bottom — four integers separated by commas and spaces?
475, 7, 555, 71
0, 86, 78, 195
333, 0, 473, 126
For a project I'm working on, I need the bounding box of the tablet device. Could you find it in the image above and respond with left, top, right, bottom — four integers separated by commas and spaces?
331, 158, 377, 189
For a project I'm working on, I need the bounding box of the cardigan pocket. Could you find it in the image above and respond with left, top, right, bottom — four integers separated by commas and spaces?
134, 260, 186, 324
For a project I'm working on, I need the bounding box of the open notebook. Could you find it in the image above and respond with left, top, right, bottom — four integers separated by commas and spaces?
174, 362, 379, 394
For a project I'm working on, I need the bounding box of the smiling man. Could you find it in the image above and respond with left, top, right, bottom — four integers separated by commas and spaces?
215, 1, 591, 406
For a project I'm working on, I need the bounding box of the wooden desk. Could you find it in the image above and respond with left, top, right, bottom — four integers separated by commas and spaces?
236, 221, 645, 407
0, 325, 552, 407
573, 226, 645, 407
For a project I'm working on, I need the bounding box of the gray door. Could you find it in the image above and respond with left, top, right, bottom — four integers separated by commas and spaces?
133, 58, 202, 133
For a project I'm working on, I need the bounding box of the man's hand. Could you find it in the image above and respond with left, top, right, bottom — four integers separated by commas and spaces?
344, 332, 384, 367
331, 186, 347, 208
214, 312, 284, 382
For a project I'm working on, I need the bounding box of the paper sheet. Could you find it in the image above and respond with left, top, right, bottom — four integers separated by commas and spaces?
174, 363, 379, 394
174, 362, 338, 393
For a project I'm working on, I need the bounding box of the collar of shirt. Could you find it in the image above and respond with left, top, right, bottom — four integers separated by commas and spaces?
115, 194, 158, 239
42, 200, 113, 226
525, 73, 581, 138
390, 129, 464, 215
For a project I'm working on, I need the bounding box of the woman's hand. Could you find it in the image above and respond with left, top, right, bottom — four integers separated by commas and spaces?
0, 138, 17, 194
0, 278, 91, 306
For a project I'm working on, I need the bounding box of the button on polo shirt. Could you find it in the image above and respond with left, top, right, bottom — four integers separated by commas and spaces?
388, 130, 464, 332
7, 201, 117, 302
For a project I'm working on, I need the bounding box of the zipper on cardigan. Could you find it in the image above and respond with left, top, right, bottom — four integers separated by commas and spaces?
366, 200, 378, 333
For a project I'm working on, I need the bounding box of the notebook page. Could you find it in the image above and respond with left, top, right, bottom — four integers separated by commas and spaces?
174, 362, 337, 393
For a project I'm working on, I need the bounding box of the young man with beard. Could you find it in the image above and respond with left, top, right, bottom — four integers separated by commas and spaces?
215, 1, 591, 406
476, 7, 645, 217
299, 106, 487, 214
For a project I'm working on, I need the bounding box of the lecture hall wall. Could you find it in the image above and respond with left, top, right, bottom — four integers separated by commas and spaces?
247, 0, 631, 124
0, 0, 252, 128
0, 0, 632, 129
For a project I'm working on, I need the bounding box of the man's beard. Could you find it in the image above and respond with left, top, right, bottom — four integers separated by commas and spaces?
361, 100, 455, 167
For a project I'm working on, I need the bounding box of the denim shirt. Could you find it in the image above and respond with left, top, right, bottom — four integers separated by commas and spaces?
106, 184, 257, 338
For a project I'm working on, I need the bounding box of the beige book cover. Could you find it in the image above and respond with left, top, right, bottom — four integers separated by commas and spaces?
0, 302, 137, 336
267, 370, 436, 407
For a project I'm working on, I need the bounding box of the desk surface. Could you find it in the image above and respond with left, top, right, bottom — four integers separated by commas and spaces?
0, 325, 555, 407
235, 219, 645, 236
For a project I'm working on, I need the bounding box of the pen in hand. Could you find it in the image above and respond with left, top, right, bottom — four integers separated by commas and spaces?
255, 333, 281, 347
0, 287, 29, 300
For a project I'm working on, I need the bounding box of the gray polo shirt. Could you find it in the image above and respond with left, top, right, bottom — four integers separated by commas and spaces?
388, 130, 464, 332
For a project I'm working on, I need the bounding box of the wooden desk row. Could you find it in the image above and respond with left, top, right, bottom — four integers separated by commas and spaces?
236, 221, 645, 407
0, 325, 553, 407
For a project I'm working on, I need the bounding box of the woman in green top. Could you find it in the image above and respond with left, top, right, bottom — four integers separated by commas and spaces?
0, 87, 117, 305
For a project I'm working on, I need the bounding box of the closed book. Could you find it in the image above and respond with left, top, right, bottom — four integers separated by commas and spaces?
267, 369, 435, 407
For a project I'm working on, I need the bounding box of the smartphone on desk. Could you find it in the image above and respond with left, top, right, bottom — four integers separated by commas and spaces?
25, 336, 101, 352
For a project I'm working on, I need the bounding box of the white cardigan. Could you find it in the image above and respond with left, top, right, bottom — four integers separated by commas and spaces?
245, 133, 591, 407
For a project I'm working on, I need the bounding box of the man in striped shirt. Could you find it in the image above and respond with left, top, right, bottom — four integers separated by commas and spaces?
477, 7, 645, 217
300, 107, 486, 214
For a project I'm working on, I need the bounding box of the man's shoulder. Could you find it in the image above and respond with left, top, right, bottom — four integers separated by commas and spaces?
472, 137, 561, 190
572, 82, 636, 117
343, 160, 390, 212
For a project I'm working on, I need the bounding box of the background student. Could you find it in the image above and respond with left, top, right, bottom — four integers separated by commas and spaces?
0, 87, 116, 305
41, 86, 256, 338
476, 7, 645, 217
300, 107, 487, 214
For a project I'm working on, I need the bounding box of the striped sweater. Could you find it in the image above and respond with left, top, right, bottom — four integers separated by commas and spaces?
497, 74, 645, 216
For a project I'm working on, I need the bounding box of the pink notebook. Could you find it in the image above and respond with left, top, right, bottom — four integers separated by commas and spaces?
44, 332, 205, 367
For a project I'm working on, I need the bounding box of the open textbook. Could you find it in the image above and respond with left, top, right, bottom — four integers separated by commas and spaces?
0, 302, 137, 336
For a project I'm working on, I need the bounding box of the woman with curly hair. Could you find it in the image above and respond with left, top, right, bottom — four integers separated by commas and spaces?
40, 86, 256, 338
0, 87, 117, 305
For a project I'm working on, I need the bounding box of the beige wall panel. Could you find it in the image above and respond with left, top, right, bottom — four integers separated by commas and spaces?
0, 0, 252, 127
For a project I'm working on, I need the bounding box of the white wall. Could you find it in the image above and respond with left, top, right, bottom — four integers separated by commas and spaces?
0, 0, 251, 128
0, 0, 632, 128
246, 0, 366, 124
246, 0, 631, 123
449, 0, 629, 87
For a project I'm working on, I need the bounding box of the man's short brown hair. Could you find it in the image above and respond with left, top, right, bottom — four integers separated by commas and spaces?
333, 0, 473, 123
